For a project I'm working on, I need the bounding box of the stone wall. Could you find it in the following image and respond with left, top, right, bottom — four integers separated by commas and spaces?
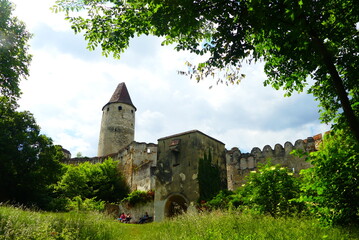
226, 134, 323, 190
154, 130, 227, 221
116, 141, 157, 191
98, 102, 136, 157
118, 201, 154, 223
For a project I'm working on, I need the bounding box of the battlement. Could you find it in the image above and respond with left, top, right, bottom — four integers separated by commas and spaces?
226, 133, 323, 190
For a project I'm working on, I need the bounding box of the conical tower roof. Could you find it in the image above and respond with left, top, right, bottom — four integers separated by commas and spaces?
102, 82, 136, 110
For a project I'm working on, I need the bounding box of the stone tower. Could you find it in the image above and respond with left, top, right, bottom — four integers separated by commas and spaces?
98, 82, 136, 157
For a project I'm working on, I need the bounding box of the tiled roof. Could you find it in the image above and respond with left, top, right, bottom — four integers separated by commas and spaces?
102, 82, 136, 110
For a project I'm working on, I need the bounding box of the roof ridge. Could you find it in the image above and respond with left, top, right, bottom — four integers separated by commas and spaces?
102, 82, 136, 110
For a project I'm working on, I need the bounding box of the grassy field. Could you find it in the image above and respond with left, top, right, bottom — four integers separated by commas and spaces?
0, 205, 358, 240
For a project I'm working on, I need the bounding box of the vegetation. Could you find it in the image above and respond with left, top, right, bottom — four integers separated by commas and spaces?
299, 129, 359, 226
121, 190, 154, 207
0, 0, 64, 208
198, 150, 222, 202
0, 0, 32, 100
1, 205, 358, 240
239, 162, 304, 217
51, 158, 130, 211
206, 161, 304, 217
0, 103, 64, 207
205, 129, 358, 226
53, 0, 359, 142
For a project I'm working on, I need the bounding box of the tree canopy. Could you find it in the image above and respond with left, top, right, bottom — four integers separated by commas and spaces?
0, 0, 64, 208
53, 0, 359, 141
0, 0, 32, 100
0, 98, 64, 205
55, 158, 130, 203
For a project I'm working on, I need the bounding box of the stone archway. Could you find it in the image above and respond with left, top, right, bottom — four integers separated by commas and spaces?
164, 193, 188, 218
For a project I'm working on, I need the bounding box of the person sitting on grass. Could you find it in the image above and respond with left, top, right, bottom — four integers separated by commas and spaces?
125, 213, 131, 223
118, 213, 126, 222
138, 212, 149, 224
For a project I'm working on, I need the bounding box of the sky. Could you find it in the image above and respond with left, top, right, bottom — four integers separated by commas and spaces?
11, 0, 329, 157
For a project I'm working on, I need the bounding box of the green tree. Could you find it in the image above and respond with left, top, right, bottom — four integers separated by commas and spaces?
240, 162, 303, 217
0, 0, 32, 100
53, 0, 359, 141
56, 158, 129, 203
0, 0, 63, 207
0, 99, 64, 206
299, 130, 359, 225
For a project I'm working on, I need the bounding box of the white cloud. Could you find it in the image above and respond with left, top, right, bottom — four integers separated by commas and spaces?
12, 0, 329, 157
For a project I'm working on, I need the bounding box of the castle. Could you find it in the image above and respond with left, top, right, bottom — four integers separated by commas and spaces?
65, 82, 322, 221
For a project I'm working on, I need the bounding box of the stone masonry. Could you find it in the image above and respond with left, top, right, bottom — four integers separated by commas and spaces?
63, 82, 323, 221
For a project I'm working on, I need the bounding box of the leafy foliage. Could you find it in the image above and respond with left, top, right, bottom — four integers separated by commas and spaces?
205, 189, 242, 210
299, 130, 359, 225
0, 1, 64, 208
0, 0, 32, 100
239, 162, 304, 217
55, 158, 130, 204
0, 97, 64, 207
198, 150, 221, 202
121, 190, 154, 207
53, 0, 359, 140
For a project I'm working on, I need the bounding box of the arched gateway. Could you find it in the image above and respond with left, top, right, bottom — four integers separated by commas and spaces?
164, 193, 189, 218
154, 130, 228, 221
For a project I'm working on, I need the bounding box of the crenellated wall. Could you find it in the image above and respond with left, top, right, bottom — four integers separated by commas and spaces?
226, 134, 323, 190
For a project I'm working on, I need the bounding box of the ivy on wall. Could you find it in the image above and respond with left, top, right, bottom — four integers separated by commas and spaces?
198, 150, 221, 202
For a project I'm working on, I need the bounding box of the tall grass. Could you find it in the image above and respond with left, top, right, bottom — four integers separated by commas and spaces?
0, 205, 358, 240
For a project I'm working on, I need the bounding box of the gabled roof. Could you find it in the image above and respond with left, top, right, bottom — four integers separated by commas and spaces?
102, 82, 136, 110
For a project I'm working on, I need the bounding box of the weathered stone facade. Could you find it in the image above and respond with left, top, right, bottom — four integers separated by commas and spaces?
116, 142, 157, 191
98, 83, 136, 157
153, 130, 227, 221
226, 134, 322, 190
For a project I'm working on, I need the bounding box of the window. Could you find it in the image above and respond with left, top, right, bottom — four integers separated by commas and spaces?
118, 106, 122, 111
107, 107, 109, 111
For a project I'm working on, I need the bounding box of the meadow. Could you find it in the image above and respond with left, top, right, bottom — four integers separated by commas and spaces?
1, 205, 358, 240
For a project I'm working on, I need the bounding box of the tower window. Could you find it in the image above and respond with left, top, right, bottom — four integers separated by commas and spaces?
131, 110, 134, 113
107, 107, 109, 111
118, 106, 122, 111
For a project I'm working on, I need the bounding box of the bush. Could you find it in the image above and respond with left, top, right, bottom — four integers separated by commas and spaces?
299, 129, 359, 225
121, 190, 154, 207
206, 190, 241, 210
239, 161, 304, 217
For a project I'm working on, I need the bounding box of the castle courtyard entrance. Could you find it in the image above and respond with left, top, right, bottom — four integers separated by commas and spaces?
164, 194, 188, 218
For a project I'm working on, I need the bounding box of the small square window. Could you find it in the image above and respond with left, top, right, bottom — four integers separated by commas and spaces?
118, 106, 122, 110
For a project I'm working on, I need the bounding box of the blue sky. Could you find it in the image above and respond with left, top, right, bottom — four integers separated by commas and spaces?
12, 0, 329, 157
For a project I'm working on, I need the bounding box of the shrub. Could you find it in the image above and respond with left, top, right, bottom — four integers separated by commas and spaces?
121, 190, 154, 207
240, 161, 304, 217
299, 129, 359, 226
206, 190, 240, 210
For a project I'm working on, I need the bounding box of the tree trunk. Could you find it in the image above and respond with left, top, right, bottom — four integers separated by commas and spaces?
310, 32, 359, 142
